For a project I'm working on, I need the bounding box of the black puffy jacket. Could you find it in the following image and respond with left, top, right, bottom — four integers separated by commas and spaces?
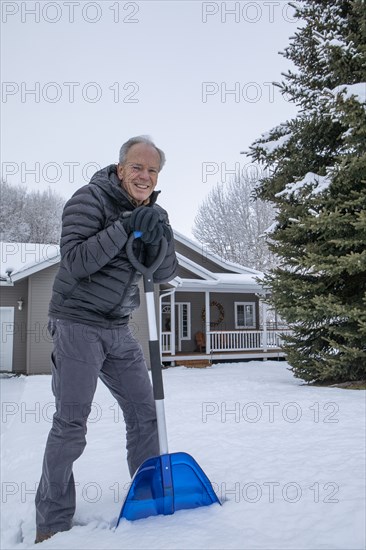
49, 165, 178, 327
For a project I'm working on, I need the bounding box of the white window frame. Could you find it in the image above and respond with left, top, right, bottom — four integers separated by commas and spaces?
234, 302, 256, 329
177, 302, 191, 341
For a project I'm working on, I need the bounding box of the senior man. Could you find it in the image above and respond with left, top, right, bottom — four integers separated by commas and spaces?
35, 136, 178, 543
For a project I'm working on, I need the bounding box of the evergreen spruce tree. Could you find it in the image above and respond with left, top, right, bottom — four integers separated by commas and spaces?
247, 0, 366, 383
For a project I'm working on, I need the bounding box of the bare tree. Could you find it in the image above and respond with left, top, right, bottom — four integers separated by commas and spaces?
0, 180, 65, 244
0, 180, 29, 241
23, 188, 65, 243
193, 176, 277, 271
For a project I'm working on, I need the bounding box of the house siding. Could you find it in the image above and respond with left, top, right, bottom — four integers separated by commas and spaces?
27, 264, 59, 374
176, 265, 202, 279
0, 279, 28, 373
175, 241, 234, 274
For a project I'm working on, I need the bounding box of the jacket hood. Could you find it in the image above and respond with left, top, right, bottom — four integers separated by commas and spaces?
89, 164, 160, 208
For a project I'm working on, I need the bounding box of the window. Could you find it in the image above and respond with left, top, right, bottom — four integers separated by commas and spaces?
177, 302, 191, 340
235, 302, 255, 329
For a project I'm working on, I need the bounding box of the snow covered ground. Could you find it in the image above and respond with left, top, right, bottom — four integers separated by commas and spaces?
1, 361, 365, 549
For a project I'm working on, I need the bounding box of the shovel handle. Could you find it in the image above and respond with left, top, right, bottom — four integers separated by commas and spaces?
125, 228, 169, 412
126, 232, 168, 294
126, 232, 168, 275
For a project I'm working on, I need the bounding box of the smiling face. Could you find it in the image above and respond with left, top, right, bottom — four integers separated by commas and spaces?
117, 143, 161, 204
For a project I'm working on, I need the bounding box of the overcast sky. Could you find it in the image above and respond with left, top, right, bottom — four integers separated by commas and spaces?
2, 0, 300, 237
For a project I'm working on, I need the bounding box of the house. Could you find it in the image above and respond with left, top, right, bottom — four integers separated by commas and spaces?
160, 231, 289, 365
0, 236, 289, 374
0, 242, 60, 374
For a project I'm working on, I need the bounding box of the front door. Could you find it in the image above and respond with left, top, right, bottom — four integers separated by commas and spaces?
0, 307, 14, 371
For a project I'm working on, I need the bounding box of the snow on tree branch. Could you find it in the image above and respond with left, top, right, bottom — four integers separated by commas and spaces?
275, 172, 332, 199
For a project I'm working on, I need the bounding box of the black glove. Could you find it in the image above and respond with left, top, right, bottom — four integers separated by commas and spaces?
125, 206, 164, 245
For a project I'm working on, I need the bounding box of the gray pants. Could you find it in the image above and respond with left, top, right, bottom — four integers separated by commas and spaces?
35, 318, 159, 534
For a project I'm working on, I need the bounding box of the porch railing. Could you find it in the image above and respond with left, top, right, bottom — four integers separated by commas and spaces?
161, 332, 171, 353
208, 330, 292, 352
161, 330, 292, 354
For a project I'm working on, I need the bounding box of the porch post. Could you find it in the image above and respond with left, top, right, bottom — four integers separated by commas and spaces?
170, 290, 175, 356
205, 290, 210, 352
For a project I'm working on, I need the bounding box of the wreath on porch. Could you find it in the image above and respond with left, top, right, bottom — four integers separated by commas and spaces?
201, 300, 225, 328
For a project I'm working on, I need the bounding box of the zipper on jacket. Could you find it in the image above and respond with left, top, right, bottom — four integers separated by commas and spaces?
105, 268, 137, 317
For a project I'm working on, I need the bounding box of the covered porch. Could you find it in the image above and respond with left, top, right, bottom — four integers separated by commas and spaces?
159, 285, 290, 364
161, 330, 291, 364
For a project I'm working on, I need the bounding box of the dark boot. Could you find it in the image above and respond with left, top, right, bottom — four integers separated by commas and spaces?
34, 530, 57, 544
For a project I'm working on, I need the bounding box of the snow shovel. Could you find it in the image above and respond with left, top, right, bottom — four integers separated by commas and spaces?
117, 231, 220, 524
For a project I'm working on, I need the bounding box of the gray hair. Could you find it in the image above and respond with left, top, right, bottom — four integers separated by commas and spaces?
119, 135, 166, 171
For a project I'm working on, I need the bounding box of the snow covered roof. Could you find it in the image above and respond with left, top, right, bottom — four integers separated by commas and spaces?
0, 242, 60, 283
173, 254, 265, 293
0, 237, 265, 294
176, 252, 219, 281
174, 272, 264, 293
173, 230, 262, 276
